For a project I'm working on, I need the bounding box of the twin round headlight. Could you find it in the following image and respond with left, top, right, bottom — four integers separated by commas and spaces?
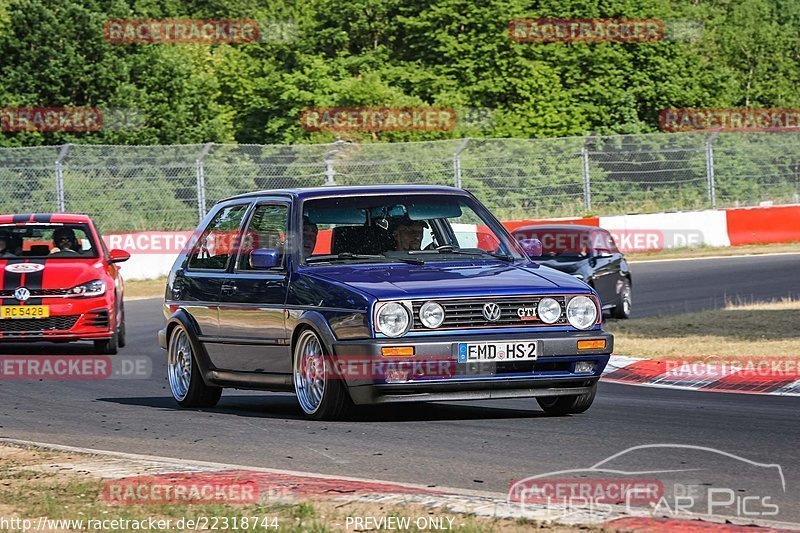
537, 296, 597, 329
375, 300, 445, 337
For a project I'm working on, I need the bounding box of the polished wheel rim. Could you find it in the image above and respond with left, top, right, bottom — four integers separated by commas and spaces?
294, 331, 326, 414
168, 327, 192, 401
622, 288, 632, 315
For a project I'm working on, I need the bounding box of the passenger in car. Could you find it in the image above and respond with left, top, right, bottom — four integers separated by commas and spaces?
390, 215, 428, 251
303, 216, 318, 258
0, 231, 17, 257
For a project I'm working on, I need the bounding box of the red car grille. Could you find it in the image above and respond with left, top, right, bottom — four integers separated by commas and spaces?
0, 315, 80, 332
0, 289, 71, 297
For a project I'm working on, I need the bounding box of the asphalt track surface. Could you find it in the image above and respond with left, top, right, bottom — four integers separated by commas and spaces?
629, 253, 800, 317
0, 254, 798, 522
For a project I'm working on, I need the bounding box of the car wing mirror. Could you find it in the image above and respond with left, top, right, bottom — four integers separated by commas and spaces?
108, 249, 131, 263
518, 238, 542, 258
250, 248, 281, 269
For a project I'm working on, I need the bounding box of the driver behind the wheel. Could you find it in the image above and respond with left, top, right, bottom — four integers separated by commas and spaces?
51, 227, 80, 254
390, 215, 428, 251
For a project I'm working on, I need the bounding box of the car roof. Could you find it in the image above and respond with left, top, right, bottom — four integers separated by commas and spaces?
512, 224, 604, 233
0, 213, 93, 225
221, 185, 469, 203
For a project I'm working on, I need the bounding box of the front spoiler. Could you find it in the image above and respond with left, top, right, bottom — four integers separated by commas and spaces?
333, 330, 612, 405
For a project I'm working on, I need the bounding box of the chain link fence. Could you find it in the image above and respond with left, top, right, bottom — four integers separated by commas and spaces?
1, 132, 799, 232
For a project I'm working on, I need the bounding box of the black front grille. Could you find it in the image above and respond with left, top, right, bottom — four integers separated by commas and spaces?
0, 315, 79, 332
0, 288, 71, 297
411, 296, 569, 330
86, 309, 109, 329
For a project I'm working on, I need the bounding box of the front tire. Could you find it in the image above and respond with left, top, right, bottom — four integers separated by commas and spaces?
167, 324, 221, 408
293, 329, 352, 420
537, 383, 597, 415
611, 280, 632, 319
117, 302, 126, 348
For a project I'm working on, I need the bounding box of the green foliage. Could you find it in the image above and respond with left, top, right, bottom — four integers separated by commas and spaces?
0, 0, 798, 145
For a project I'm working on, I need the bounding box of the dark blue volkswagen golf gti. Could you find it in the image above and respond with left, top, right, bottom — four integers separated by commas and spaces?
159, 185, 613, 420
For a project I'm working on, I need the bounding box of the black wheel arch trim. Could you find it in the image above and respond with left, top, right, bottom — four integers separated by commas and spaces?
163, 308, 217, 386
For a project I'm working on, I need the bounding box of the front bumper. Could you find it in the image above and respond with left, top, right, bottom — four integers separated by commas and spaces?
0, 299, 114, 342
332, 330, 612, 405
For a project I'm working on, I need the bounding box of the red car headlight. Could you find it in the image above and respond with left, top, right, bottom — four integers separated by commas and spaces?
69, 279, 106, 297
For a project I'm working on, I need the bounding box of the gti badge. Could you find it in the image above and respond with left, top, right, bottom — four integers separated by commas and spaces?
482, 302, 501, 322
14, 287, 30, 302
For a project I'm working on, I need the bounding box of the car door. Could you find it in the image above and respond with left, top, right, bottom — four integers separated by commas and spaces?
179, 202, 251, 365
589, 229, 623, 308
216, 201, 292, 373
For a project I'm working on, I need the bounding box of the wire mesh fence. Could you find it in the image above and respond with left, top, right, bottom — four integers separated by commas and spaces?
1, 131, 799, 232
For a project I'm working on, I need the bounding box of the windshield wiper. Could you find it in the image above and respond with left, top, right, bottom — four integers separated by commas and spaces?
409, 245, 515, 262
306, 252, 424, 265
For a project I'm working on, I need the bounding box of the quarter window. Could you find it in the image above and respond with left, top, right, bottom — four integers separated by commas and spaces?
187, 204, 249, 270
237, 204, 289, 270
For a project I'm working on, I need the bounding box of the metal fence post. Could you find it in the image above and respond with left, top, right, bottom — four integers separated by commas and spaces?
54, 144, 70, 212
453, 137, 471, 188
324, 140, 345, 185
581, 140, 591, 211
196, 143, 213, 222
706, 132, 719, 209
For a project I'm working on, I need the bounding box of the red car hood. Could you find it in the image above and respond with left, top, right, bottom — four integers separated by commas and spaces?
0, 258, 105, 291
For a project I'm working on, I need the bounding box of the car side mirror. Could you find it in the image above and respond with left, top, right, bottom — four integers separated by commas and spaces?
250, 248, 281, 269
595, 249, 613, 258
108, 249, 130, 263
518, 238, 542, 258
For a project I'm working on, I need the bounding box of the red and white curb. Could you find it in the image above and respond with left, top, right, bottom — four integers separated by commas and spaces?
603, 356, 800, 397
1, 439, 798, 531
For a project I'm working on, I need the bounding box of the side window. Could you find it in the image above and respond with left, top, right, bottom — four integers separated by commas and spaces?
187, 204, 249, 270
237, 204, 289, 270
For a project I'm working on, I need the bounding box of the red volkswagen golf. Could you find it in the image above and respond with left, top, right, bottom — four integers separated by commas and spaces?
0, 214, 130, 354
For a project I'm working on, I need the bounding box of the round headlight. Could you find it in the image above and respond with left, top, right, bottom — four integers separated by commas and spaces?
567, 295, 598, 330
419, 301, 445, 329
376, 302, 411, 337
537, 297, 562, 324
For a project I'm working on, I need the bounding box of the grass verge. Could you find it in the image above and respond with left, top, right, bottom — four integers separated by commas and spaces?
0, 445, 587, 532
626, 241, 800, 262
125, 277, 166, 299
607, 298, 800, 360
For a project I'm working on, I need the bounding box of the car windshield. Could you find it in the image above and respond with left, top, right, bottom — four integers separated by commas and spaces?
0, 223, 98, 259
301, 194, 524, 264
513, 228, 600, 259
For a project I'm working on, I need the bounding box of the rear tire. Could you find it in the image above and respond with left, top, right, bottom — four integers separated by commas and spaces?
537, 383, 597, 415
611, 280, 632, 319
167, 324, 221, 408
293, 329, 353, 421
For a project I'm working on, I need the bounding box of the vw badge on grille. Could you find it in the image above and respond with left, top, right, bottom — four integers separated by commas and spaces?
482, 302, 501, 322
14, 287, 30, 302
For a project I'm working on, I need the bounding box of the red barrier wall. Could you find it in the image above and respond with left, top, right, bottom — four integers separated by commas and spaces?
725, 205, 800, 246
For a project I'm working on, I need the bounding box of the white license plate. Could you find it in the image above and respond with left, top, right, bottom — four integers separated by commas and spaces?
457, 342, 538, 363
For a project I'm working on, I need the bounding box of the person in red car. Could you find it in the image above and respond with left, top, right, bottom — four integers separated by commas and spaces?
0, 214, 131, 354
50, 227, 81, 255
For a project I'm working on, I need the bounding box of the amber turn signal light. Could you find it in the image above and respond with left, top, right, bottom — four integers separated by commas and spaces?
578, 339, 606, 350
381, 346, 415, 357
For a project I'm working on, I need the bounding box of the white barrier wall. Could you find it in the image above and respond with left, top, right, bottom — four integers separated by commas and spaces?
598, 210, 731, 250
